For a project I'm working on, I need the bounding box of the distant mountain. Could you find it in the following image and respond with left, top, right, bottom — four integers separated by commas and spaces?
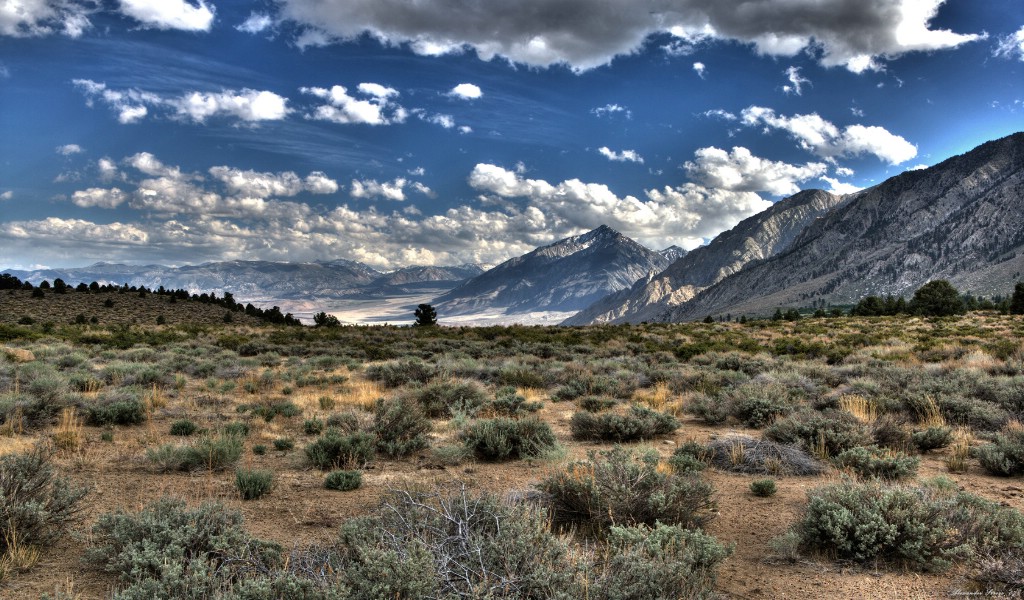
434, 225, 670, 316
369, 264, 484, 288
659, 246, 688, 263
659, 131, 1024, 321
564, 189, 846, 325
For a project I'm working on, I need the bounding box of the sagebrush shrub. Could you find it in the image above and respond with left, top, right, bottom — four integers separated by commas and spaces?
87, 391, 146, 426
976, 429, 1024, 476
324, 470, 362, 491
179, 434, 244, 471
305, 429, 376, 470
750, 479, 778, 497
764, 409, 871, 457
539, 446, 716, 533
0, 445, 87, 556
169, 419, 197, 436
373, 396, 431, 458
570, 405, 679, 442
414, 380, 488, 418
236, 468, 273, 500
365, 359, 435, 388
911, 426, 953, 452
460, 416, 557, 461
832, 446, 920, 480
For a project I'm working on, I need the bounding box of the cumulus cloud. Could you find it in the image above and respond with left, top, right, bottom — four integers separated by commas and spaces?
994, 26, 1024, 61
598, 147, 644, 164
71, 187, 127, 208
56, 143, 83, 155
819, 176, 862, 194
782, 66, 809, 95
118, 0, 215, 32
208, 166, 338, 197
276, 0, 981, 72
350, 177, 434, 202
0, 0, 91, 38
0, 191, 12, 200
98, 157, 122, 181
73, 79, 289, 124
692, 62, 706, 78
4, 217, 149, 245
301, 84, 406, 125
412, 109, 456, 129
236, 12, 272, 34
450, 83, 482, 99
684, 146, 827, 196
740, 106, 917, 164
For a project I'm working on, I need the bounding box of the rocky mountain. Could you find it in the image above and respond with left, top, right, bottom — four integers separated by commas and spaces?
564, 189, 847, 325
659, 131, 1024, 321
659, 246, 688, 263
434, 225, 670, 316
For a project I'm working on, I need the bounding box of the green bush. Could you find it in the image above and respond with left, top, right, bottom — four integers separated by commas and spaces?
88, 392, 146, 426
976, 429, 1024, 476
236, 469, 273, 500
373, 396, 431, 458
911, 426, 953, 452
460, 416, 557, 461
685, 393, 730, 424
86, 498, 282, 599
750, 479, 778, 497
485, 386, 542, 416
592, 523, 732, 600
539, 446, 716, 534
0, 445, 87, 556
570, 405, 679, 442
578, 396, 617, 412
334, 486, 578, 599
324, 470, 362, 491
303, 417, 324, 435
668, 441, 710, 474
221, 421, 250, 437
169, 419, 197, 436
305, 429, 376, 470
248, 400, 301, 422
764, 409, 871, 457
272, 437, 295, 452
414, 380, 488, 418
365, 359, 435, 388
179, 434, 244, 471
252, 444, 267, 456
832, 446, 920, 480
793, 479, 1024, 571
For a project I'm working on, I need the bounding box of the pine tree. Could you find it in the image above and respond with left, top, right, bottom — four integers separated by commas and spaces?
414, 304, 438, 327
1010, 281, 1024, 315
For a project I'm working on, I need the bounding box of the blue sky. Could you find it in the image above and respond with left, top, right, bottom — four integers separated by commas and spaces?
1, 0, 1022, 270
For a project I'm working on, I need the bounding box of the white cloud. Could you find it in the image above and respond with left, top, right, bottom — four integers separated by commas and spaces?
450, 83, 482, 99
71, 187, 127, 208
994, 26, 1024, 61
702, 108, 737, 121
684, 147, 827, 196
0, 191, 12, 201
98, 157, 121, 181
458, 125, 473, 134
740, 106, 917, 164
592, 104, 631, 118
350, 177, 412, 201
74, 79, 288, 124
413, 110, 455, 129
0, 0, 91, 38
692, 62, 706, 78
3, 217, 149, 246
301, 84, 406, 125
598, 147, 644, 164
819, 176, 862, 194
118, 0, 215, 32
277, 0, 981, 72
56, 143, 82, 155
835, 166, 855, 177
907, 164, 929, 171
236, 12, 272, 34
782, 66, 809, 95
408, 167, 426, 176
208, 166, 338, 197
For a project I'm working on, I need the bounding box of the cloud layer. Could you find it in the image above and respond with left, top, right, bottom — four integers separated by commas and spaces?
277, 0, 981, 72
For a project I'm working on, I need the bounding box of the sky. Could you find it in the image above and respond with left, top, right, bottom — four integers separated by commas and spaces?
1, 0, 1022, 271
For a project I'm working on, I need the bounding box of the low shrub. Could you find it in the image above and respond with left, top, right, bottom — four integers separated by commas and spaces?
539, 446, 716, 534
578, 396, 617, 412
792, 479, 1024, 571
592, 523, 732, 600
236, 468, 273, 500
324, 470, 362, 491
169, 419, 197, 436
87, 392, 146, 426
764, 409, 871, 458
414, 380, 488, 418
248, 400, 301, 422
485, 386, 542, 416
373, 396, 431, 458
460, 416, 557, 461
252, 444, 267, 456
705, 435, 824, 476
179, 434, 244, 472
911, 426, 953, 453
872, 416, 913, 452
570, 405, 679, 442
305, 429, 376, 470
0, 445, 87, 557
365, 359, 435, 388
750, 479, 777, 497
832, 446, 920, 480
221, 422, 249, 437
976, 429, 1024, 476
685, 393, 730, 424
668, 440, 711, 474
303, 417, 324, 435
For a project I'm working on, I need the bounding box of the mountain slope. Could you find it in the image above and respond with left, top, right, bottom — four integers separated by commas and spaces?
433, 225, 670, 316
660, 131, 1024, 321
564, 189, 846, 325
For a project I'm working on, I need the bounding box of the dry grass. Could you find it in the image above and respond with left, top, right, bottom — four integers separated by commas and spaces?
0, 407, 25, 437
839, 394, 877, 424
0, 526, 41, 581
632, 382, 673, 411
920, 397, 947, 429
945, 427, 972, 473
339, 378, 384, 411
51, 407, 83, 453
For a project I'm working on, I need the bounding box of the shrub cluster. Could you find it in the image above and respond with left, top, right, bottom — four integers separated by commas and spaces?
977, 429, 1024, 476
414, 380, 488, 418
373, 396, 431, 458
0, 446, 87, 557
570, 405, 679, 442
460, 416, 557, 461
831, 446, 920, 480
764, 409, 871, 457
305, 429, 376, 470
